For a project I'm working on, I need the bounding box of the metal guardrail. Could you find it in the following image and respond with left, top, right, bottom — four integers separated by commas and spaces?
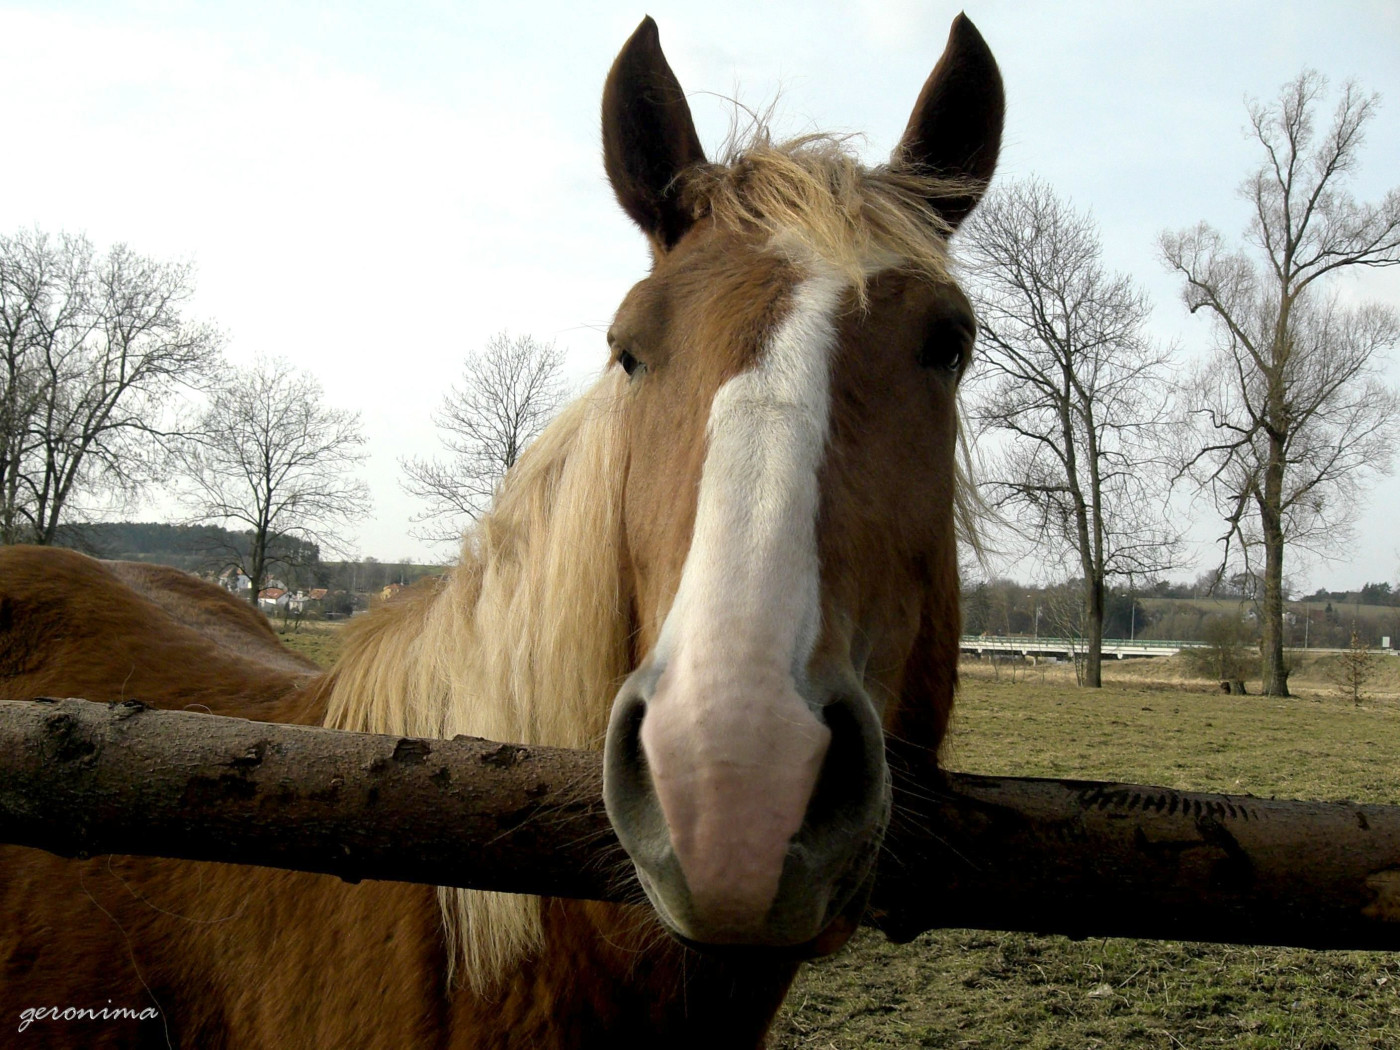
960, 636, 1188, 658
960, 636, 1398, 659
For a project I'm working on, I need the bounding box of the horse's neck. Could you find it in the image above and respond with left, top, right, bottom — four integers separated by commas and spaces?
445, 900, 799, 1050
321, 528, 627, 752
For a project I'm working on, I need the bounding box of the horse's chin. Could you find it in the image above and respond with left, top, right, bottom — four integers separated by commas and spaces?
644, 860, 877, 961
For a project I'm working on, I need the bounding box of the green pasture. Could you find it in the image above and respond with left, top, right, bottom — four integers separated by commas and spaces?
279, 624, 1400, 1048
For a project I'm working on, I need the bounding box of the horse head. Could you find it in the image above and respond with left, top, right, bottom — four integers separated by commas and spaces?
601, 15, 1003, 953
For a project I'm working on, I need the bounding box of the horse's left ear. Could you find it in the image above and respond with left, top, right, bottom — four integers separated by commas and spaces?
895, 13, 1005, 229
602, 17, 708, 250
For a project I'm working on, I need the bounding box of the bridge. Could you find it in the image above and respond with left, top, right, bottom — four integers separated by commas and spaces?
961, 636, 1189, 660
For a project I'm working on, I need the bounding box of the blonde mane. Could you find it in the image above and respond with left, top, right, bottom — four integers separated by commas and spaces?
321, 133, 979, 990
323, 372, 632, 987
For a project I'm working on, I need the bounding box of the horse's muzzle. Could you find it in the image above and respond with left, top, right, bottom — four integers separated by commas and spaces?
602, 668, 890, 951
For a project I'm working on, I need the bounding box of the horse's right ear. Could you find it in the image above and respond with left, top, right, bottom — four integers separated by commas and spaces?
602, 17, 707, 250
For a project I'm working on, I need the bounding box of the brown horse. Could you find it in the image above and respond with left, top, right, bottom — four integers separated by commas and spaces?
0, 15, 1002, 1048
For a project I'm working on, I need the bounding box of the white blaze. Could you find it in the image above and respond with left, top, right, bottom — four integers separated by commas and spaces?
639, 266, 846, 932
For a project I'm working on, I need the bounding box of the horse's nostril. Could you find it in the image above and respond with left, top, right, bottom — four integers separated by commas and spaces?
807, 699, 864, 826
603, 687, 671, 862
806, 692, 887, 831
612, 689, 647, 771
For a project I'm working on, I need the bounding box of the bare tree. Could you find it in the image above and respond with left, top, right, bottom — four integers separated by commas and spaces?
1037, 581, 1088, 684
1162, 72, 1400, 697
1332, 628, 1376, 706
401, 332, 564, 545
0, 229, 220, 544
962, 178, 1181, 688
173, 357, 369, 605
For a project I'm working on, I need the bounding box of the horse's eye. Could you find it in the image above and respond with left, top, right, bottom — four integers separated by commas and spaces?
918, 342, 962, 372
608, 328, 645, 377
917, 320, 974, 373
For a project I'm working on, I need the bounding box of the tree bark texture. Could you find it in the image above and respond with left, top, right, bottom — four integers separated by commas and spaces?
5, 698, 1400, 951
1260, 432, 1290, 696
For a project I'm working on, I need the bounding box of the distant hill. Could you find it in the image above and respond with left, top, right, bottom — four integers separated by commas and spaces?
52, 522, 319, 577
48, 521, 446, 596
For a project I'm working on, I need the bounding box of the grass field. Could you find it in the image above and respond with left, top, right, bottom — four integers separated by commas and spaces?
273, 619, 348, 668
278, 623, 1400, 1047
772, 659, 1400, 1049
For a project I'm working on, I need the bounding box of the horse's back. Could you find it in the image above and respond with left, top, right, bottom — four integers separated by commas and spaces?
0, 849, 447, 1048
104, 557, 321, 676
0, 546, 447, 1047
0, 545, 321, 721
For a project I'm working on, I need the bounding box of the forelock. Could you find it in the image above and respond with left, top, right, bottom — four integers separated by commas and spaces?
680, 130, 968, 300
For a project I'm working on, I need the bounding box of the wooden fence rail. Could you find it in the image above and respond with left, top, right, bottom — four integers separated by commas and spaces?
4, 697, 1400, 951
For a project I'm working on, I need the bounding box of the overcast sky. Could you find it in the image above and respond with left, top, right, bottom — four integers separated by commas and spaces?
2, 1, 1397, 591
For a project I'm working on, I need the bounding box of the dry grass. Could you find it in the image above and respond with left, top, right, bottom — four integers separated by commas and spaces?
772, 658, 1400, 1049
1131, 649, 1398, 699
274, 619, 347, 669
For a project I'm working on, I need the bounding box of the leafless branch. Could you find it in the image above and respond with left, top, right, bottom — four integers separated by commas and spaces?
0, 229, 220, 543
400, 332, 564, 546
170, 357, 369, 601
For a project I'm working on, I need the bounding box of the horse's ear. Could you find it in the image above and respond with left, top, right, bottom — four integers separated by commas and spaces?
894, 13, 1005, 230
602, 17, 707, 249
